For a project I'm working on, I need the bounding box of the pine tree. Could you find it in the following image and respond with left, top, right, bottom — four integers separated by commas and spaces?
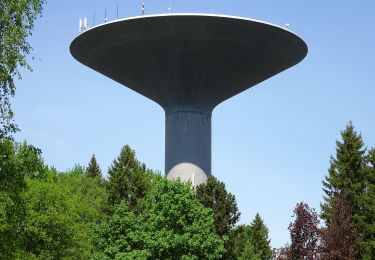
321, 122, 367, 225
360, 148, 375, 258
249, 213, 273, 259
195, 176, 240, 236
86, 154, 102, 178
229, 224, 252, 259
107, 145, 149, 211
195, 176, 240, 259
238, 241, 261, 260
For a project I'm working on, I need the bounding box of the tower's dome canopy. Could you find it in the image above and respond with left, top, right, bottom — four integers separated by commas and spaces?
70, 14, 307, 111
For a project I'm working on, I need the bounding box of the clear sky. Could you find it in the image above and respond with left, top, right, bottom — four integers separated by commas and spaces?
13, 0, 375, 248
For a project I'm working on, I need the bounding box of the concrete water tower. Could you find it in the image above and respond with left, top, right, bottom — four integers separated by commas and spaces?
70, 14, 307, 186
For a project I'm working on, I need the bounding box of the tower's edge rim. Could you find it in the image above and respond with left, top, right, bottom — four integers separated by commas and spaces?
73, 13, 306, 45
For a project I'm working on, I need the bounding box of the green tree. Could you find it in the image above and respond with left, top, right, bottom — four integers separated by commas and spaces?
20, 167, 109, 259
0, 139, 26, 258
195, 176, 240, 236
86, 154, 102, 178
321, 122, 367, 225
0, 139, 46, 258
228, 224, 252, 259
238, 242, 261, 260
195, 176, 240, 258
249, 213, 272, 259
92, 176, 225, 259
20, 178, 77, 259
361, 148, 375, 258
0, 0, 46, 138
107, 145, 149, 211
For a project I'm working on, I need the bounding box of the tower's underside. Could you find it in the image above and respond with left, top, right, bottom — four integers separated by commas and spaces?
70, 14, 307, 186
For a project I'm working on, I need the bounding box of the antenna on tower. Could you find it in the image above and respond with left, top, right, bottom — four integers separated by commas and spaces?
117, 5, 119, 19
141, 1, 145, 15
104, 8, 108, 23
83, 17, 88, 31
93, 12, 96, 26
79, 18, 82, 33
284, 23, 290, 29
168, 0, 172, 13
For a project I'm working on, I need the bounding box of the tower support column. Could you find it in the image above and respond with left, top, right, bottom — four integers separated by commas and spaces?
165, 109, 211, 186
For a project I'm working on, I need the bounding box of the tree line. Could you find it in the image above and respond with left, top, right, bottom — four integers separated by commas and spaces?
274, 122, 375, 259
0, 141, 272, 259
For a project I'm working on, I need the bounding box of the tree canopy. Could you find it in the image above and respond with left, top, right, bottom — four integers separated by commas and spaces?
0, 0, 46, 138
92, 176, 226, 259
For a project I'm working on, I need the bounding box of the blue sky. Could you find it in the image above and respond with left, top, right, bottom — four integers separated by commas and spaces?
13, 1, 375, 248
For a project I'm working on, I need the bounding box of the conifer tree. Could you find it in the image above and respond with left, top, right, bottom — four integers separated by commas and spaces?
107, 145, 149, 211
361, 148, 375, 258
249, 213, 273, 259
195, 176, 240, 237
86, 154, 102, 178
195, 175, 240, 259
321, 122, 367, 225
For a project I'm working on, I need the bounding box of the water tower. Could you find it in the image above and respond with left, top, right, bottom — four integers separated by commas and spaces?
70, 14, 307, 186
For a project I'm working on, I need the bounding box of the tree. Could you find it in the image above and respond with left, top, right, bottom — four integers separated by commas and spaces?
0, 139, 45, 258
91, 176, 226, 259
360, 148, 375, 258
279, 202, 321, 259
195, 176, 240, 236
321, 122, 367, 224
0, 0, 46, 138
321, 193, 360, 259
195, 176, 240, 258
238, 242, 261, 260
86, 154, 102, 178
107, 145, 150, 211
0, 139, 26, 258
249, 213, 273, 259
229, 224, 252, 259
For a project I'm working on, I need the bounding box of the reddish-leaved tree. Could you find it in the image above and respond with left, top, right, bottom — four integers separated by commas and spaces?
275, 202, 322, 259
320, 193, 360, 259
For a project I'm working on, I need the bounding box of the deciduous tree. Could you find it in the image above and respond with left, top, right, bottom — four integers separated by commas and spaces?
0, 0, 46, 138
279, 202, 321, 259
321, 193, 360, 259
92, 177, 225, 259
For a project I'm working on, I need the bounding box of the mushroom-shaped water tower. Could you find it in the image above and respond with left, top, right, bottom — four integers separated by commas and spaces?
70, 14, 307, 186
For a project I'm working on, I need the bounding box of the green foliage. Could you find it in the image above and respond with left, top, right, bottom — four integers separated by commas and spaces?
92, 176, 226, 259
57, 167, 108, 222
321, 122, 367, 224
86, 154, 102, 178
0, 0, 46, 138
0, 139, 44, 258
361, 148, 375, 258
195, 176, 240, 258
195, 176, 240, 236
107, 145, 150, 211
238, 242, 261, 260
249, 213, 272, 259
321, 122, 375, 257
20, 168, 108, 259
20, 178, 77, 259
228, 214, 272, 260
228, 224, 252, 259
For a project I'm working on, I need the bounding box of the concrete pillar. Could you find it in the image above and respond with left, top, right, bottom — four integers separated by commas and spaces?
165, 109, 211, 186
